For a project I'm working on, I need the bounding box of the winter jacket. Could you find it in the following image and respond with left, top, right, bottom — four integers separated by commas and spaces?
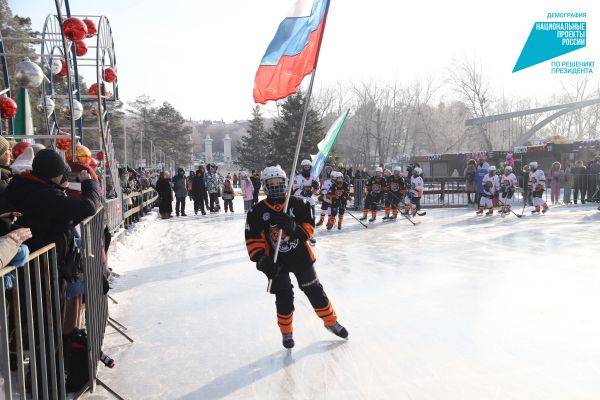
222, 180, 235, 200
572, 166, 587, 185
464, 164, 476, 192
191, 172, 208, 195
0, 234, 22, 268
3, 173, 101, 253
589, 161, 600, 176
172, 175, 188, 198
0, 165, 13, 193
250, 175, 261, 195
475, 162, 489, 193
240, 178, 254, 201
561, 167, 573, 187
206, 171, 223, 194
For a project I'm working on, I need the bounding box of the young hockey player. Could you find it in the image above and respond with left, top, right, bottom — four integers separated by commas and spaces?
326, 171, 351, 230
499, 165, 518, 216
316, 166, 333, 227
529, 161, 549, 214
477, 165, 497, 216
360, 166, 387, 222
293, 159, 320, 242
383, 166, 406, 221
245, 165, 348, 349
404, 167, 424, 217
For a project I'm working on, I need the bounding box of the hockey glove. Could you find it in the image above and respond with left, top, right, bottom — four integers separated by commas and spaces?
256, 255, 278, 279
270, 213, 298, 238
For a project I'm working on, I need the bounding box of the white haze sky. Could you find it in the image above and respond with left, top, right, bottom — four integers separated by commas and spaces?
11, 0, 600, 122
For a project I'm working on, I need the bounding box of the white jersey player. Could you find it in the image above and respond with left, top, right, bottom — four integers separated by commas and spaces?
404, 167, 424, 217
529, 161, 549, 214
293, 159, 319, 207
477, 165, 497, 216
316, 166, 333, 227
499, 166, 518, 215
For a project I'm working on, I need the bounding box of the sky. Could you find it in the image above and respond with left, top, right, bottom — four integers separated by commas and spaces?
10, 0, 600, 122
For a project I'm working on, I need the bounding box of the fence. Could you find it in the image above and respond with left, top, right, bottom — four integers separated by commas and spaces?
0, 244, 66, 399
122, 188, 159, 229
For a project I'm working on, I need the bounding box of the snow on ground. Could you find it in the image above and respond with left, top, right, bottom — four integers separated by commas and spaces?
88, 197, 600, 400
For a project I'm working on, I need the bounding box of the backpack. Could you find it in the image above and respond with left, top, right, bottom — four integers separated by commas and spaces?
63, 329, 90, 392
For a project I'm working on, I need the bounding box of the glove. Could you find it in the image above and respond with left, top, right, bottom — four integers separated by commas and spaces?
270, 213, 297, 238
10, 244, 29, 268
256, 255, 278, 279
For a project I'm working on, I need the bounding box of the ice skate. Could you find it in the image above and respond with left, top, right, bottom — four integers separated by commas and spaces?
368, 216, 376, 223
476, 209, 484, 216
316, 215, 325, 227
282, 333, 295, 349
542, 205, 549, 214
325, 321, 348, 339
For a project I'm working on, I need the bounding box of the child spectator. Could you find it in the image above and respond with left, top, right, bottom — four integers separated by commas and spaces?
239, 171, 254, 212
222, 178, 235, 213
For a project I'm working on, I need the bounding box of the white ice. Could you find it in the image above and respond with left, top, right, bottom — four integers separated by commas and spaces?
92, 197, 600, 400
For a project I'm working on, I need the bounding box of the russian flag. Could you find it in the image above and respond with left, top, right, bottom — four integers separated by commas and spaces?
253, 0, 330, 104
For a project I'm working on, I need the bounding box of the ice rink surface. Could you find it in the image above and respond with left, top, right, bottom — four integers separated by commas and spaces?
93, 198, 600, 399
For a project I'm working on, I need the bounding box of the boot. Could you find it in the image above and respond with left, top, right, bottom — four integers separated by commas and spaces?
326, 216, 335, 230
337, 215, 343, 230
325, 321, 348, 339
282, 333, 295, 349
359, 210, 368, 221
368, 211, 376, 223
316, 215, 325, 227
476, 208, 484, 215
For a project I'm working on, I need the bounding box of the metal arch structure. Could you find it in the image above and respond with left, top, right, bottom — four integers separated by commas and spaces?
0, 29, 14, 135
465, 98, 600, 150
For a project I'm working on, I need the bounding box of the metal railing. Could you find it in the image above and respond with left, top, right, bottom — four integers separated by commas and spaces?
122, 188, 158, 229
0, 244, 66, 399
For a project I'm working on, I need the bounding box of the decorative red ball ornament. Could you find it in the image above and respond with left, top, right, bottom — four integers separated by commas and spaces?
0, 97, 18, 119
96, 151, 105, 161
103, 67, 117, 83
89, 83, 109, 97
12, 142, 31, 159
83, 18, 97, 38
62, 18, 88, 41
74, 40, 88, 57
59, 58, 68, 77
66, 144, 92, 165
56, 136, 72, 151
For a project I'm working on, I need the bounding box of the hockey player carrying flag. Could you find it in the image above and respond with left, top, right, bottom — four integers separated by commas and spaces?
477, 165, 497, 216
245, 166, 348, 348
360, 167, 387, 222
529, 161, 549, 214
499, 165, 518, 216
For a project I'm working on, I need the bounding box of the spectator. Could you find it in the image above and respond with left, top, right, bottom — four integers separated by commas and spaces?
191, 166, 208, 215
0, 226, 31, 268
522, 165, 533, 206
475, 158, 489, 206
240, 171, 254, 212
561, 162, 573, 205
250, 169, 261, 205
0, 136, 13, 193
588, 157, 600, 201
233, 173, 238, 188
206, 164, 223, 212
464, 159, 476, 205
549, 161, 561, 205
572, 160, 587, 204
187, 171, 195, 200
172, 168, 188, 217
156, 172, 173, 219
222, 177, 235, 213
505, 153, 515, 169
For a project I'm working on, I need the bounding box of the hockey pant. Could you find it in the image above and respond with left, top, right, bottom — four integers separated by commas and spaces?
272, 260, 337, 334
479, 195, 493, 209
532, 189, 546, 208
363, 192, 383, 216
384, 192, 402, 216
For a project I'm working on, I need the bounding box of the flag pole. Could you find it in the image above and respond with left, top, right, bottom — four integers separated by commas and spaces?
267, 1, 331, 293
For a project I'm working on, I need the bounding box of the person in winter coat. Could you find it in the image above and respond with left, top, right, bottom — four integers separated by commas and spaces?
505, 153, 515, 169
187, 171, 195, 200
464, 159, 477, 205
572, 160, 587, 204
222, 178, 235, 213
561, 162, 573, 204
548, 161, 562, 205
156, 172, 174, 218
233, 173, 238, 188
206, 164, 223, 212
172, 168, 188, 216
522, 165, 533, 206
250, 170, 261, 205
0, 136, 13, 193
240, 171, 254, 212
475, 158, 489, 206
588, 157, 600, 201
191, 166, 208, 215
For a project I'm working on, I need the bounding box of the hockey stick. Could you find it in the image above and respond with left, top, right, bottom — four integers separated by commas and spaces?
496, 196, 522, 218
385, 190, 426, 219
345, 209, 368, 228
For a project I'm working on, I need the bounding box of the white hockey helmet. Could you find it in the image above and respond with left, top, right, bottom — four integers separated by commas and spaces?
239, 171, 248, 178
393, 166, 402, 174
504, 166, 512, 173
301, 159, 312, 168
413, 167, 422, 175
261, 165, 287, 199
529, 161, 538, 169
375, 166, 383, 174
331, 171, 343, 181
489, 165, 496, 172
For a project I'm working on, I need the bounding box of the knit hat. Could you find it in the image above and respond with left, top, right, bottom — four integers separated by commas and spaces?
11, 147, 34, 174
0, 136, 9, 156
32, 149, 70, 181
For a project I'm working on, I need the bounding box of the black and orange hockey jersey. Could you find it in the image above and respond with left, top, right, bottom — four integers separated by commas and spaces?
365, 176, 387, 194
245, 196, 316, 265
386, 175, 406, 195
327, 181, 350, 203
